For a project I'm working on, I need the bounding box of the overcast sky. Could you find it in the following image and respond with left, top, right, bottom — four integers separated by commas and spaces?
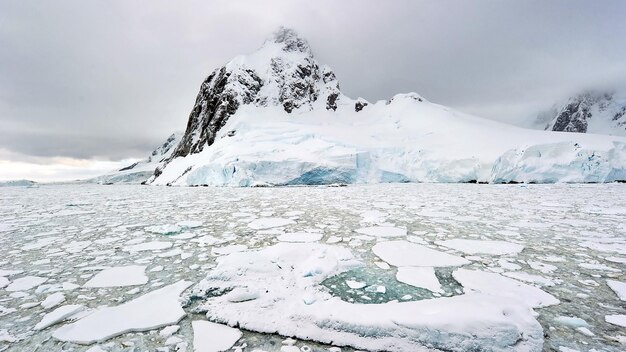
1, 0, 625, 181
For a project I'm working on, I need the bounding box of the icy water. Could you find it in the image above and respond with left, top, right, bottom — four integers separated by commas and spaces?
0, 183, 625, 352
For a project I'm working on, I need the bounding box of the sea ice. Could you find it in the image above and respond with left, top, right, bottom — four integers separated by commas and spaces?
354, 226, 407, 238
53, 280, 192, 344
372, 241, 470, 267
192, 320, 242, 352
145, 225, 181, 235
453, 269, 559, 308
248, 217, 294, 230
34, 304, 84, 330
41, 292, 66, 309
345, 280, 366, 289
194, 243, 543, 351
123, 241, 173, 252
435, 239, 524, 255
277, 232, 323, 243
6, 276, 47, 291
606, 279, 626, 301
605, 314, 626, 328
396, 267, 443, 293
84, 266, 148, 288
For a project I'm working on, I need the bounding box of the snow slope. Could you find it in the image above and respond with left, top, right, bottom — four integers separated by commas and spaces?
92, 132, 182, 184
148, 28, 626, 186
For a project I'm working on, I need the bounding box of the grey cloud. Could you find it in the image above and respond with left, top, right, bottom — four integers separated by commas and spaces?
1, 0, 625, 161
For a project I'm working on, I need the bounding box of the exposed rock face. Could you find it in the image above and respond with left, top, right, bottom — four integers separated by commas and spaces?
168, 27, 342, 161
542, 91, 626, 136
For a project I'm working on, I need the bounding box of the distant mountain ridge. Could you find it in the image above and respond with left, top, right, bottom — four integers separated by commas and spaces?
537, 90, 626, 136
91, 132, 182, 184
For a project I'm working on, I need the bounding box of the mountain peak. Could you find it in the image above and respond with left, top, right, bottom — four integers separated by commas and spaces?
266, 26, 311, 54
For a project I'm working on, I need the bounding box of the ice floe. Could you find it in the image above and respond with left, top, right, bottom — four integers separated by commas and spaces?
453, 269, 559, 308
34, 304, 85, 330
396, 267, 443, 293
606, 279, 626, 301
435, 239, 524, 255
53, 280, 192, 344
191, 320, 242, 352
276, 232, 323, 243
84, 266, 148, 288
372, 240, 470, 267
247, 217, 294, 230
354, 226, 407, 238
6, 276, 47, 291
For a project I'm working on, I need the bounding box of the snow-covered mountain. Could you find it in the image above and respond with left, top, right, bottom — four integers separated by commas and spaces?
536, 90, 626, 136
148, 28, 626, 186
92, 132, 182, 184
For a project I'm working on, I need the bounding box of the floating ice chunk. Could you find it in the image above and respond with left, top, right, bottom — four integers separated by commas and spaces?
578, 262, 621, 272
607, 280, 626, 301
248, 217, 295, 230
277, 232, 323, 243
169, 232, 196, 240
41, 292, 65, 309
374, 261, 390, 270
345, 280, 366, 289
211, 245, 248, 256
84, 266, 148, 288
326, 236, 342, 244
0, 270, 22, 277
34, 304, 84, 330
176, 220, 203, 229
354, 226, 406, 238
605, 314, 626, 328
145, 224, 181, 235
576, 327, 594, 336
0, 329, 17, 343
435, 239, 523, 255
503, 271, 555, 287
192, 320, 242, 352
498, 259, 522, 271
453, 269, 559, 308
373, 241, 470, 267
53, 280, 192, 344
123, 241, 173, 252
396, 267, 443, 293
606, 256, 626, 264
6, 276, 47, 291
554, 316, 589, 328
0, 277, 8, 289
159, 325, 180, 337
527, 261, 557, 273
